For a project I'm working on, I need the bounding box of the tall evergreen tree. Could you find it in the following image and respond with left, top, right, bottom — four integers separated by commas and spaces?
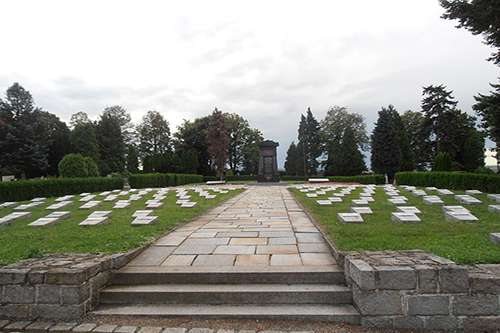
207, 108, 229, 179
474, 82, 500, 165
326, 127, 366, 176
174, 116, 212, 175
386, 105, 416, 171
125, 144, 140, 174
137, 110, 171, 157
39, 111, 72, 176
297, 108, 321, 176
401, 110, 433, 170
70, 120, 100, 162
371, 108, 402, 182
421, 85, 458, 156
102, 105, 135, 145
96, 113, 125, 175
284, 141, 302, 176
0, 83, 49, 178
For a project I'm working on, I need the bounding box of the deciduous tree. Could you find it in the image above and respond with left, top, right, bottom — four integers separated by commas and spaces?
137, 111, 171, 157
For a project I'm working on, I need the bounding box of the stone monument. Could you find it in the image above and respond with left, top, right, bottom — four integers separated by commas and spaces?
257, 140, 280, 182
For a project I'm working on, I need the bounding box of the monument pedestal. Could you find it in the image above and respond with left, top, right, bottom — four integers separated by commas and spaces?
257, 140, 280, 182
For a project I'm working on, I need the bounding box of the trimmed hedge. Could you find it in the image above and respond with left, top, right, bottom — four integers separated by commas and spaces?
129, 173, 203, 188
327, 174, 385, 185
0, 177, 124, 203
395, 172, 500, 193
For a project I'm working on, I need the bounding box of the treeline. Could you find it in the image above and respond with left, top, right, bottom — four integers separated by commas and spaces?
0, 84, 262, 179
284, 86, 487, 180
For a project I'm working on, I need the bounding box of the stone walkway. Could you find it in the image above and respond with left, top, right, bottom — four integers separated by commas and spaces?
127, 185, 336, 268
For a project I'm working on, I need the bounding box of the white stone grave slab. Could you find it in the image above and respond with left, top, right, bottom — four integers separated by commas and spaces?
387, 199, 407, 206
351, 207, 373, 215
391, 212, 421, 223
437, 189, 454, 196
99, 191, 112, 196
466, 190, 483, 195
132, 210, 154, 217
352, 199, 369, 206
131, 216, 158, 226
487, 194, 500, 201
396, 206, 422, 214
443, 205, 470, 213
29, 217, 60, 227
79, 195, 96, 202
103, 195, 119, 202
46, 211, 72, 219
316, 200, 332, 206
79, 201, 102, 210
129, 195, 143, 201
89, 211, 113, 218
118, 191, 130, 196
423, 196, 444, 205
181, 202, 198, 208
490, 233, 500, 244
46, 201, 73, 210
455, 195, 482, 205
113, 201, 131, 209
445, 211, 479, 223
179, 195, 191, 200
489, 205, 500, 213
338, 213, 364, 223
0, 212, 31, 226
316, 191, 327, 195
306, 193, 318, 198
361, 196, 375, 203
146, 202, 164, 209
328, 197, 342, 203
79, 217, 109, 226
0, 202, 18, 209
425, 187, 438, 191
412, 190, 427, 197
56, 195, 75, 202
205, 195, 217, 199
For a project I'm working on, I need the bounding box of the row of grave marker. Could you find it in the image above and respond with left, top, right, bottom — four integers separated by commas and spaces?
0, 187, 237, 227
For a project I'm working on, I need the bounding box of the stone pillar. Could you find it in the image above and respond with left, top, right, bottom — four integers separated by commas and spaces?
257, 140, 280, 182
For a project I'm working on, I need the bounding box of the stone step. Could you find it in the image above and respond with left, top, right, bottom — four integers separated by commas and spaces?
93, 303, 361, 323
111, 265, 345, 285
99, 283, 352, 305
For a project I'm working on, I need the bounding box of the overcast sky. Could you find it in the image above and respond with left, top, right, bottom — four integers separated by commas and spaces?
1, 0, 498, 168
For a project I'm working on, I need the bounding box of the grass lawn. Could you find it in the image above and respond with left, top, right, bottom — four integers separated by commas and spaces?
291, 185, 500, 265
0, 187, 243, 266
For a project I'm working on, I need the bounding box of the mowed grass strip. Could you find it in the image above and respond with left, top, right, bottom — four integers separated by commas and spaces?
0, 188, 244, 266
291, 186, 500, 264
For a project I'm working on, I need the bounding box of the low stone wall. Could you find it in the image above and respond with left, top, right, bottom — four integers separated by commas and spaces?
340, 249, 500, 331
0, 248, 144, 319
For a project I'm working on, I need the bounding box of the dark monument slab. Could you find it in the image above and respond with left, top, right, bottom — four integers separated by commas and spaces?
258, 140, 280, 182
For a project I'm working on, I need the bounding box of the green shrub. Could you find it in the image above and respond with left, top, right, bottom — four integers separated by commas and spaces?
475, 166, 496, 175
395, 171, 500, 192
84, 157, 100, 177
433, 152, 452, 171
58, 154, 88, 178
327, 174, 385, 184
0, 177, 123, 202
128, 173, 203, 188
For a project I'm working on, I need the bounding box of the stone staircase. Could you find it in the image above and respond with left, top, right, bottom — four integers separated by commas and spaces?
93, 265, 360, 323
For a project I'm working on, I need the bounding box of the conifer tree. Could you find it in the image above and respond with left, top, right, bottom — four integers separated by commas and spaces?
207, 108, 229, 179
297, 108, 321, 176
371, 108, 402, 182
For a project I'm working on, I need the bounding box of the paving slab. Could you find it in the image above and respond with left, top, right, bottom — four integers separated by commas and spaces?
117, 185, 336, 269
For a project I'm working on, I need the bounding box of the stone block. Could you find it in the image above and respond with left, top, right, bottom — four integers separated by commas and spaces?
392, 316, 424, 329
444, 211, 479, 223
26, 321, 54, 333
407, 295, 450, 315
438, 266, 469, 293
360, 316, 392, 328
48, 322, 78, 333
0, 268, 28, 284
491, 233, 500, 244
351, 199, 369, 206
73, 323, 98, 332
0, 304, 30, 318
61, 283, 90, 304
348, 259, 376, 290
3, 321, 32, 331
350, 207, 373, 215
93, 324, 119, 333
437, 189, 454, 195
471, 273, 500, 294
415, 265, 438, 293
31, 304, 86, 319
396, 206, 421, 214
115, 326, 138, 333
3, 285, 35, 303
460, 317, 500, 332
36, 285, 61, 303
46, 269, 87, 285
316, 200, 331, 206
376, 266, 416, 290
452, 295, 499, 315
423, 196, 444, 205
425, 316, 459, 330
352, 285, 402, 315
